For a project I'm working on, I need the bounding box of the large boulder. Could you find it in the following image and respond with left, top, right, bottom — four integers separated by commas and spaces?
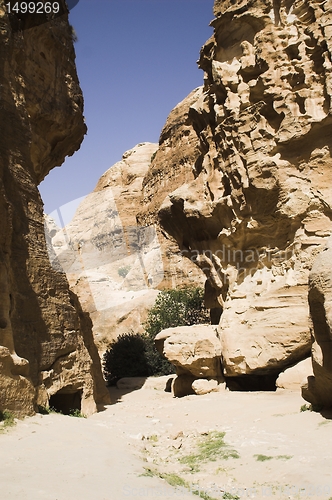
155, 325, 222, 378
302, 237, 332, 408
277, 358, 313, 390
218, 283, 311, 377
192, 378, 220, 395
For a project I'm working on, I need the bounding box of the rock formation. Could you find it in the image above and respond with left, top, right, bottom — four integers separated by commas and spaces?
140, 0, 332, 388
0, 2, 110, 416
155, 325, 224, 397
45, 143, 205, 350
276, 358, 313, 390
155, 325, 222, 379
302, 236, 332, 408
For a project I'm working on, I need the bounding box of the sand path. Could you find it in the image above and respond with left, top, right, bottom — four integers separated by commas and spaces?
1, 377, 332, 500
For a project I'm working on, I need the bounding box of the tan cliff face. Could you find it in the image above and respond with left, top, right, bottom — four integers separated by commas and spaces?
140, 0, 332, 383
0, 1, 110, 416
45, 142, 205, 350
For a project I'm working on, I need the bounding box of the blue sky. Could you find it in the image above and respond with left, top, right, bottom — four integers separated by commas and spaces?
39, 0, 214, 219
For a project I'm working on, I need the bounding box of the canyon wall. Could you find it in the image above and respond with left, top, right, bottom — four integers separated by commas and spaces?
140, 0, 332, 390
0, 1, 110, 416
46, 142, 205, 350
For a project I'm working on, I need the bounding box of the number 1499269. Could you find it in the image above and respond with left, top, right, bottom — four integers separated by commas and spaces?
5, 2, 60, 14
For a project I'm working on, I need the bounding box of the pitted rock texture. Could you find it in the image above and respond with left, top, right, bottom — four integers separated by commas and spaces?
140, 0, 332, 379
302, 236, 332, 408
155, 325, 223, 378
46, 143, 205, 350
0, 2, 109, 416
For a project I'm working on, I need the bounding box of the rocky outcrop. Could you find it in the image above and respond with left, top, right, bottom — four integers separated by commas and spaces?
155, 325, 222, 378
302, 237, 332, 408
0, 3, 110, 416
140, 0, 332, 383
46, 143, 205, 350
155, 325, 224, 396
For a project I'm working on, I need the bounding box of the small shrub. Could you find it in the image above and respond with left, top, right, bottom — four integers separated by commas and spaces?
300, 404, 311, 412
69, 409, 86, 418
118, 265, 131, 278
150, 151, 157, 163
0, 410, 15, 430
103, 332, 150, 384
143, 333, 176, 376
37, 405, 52, 415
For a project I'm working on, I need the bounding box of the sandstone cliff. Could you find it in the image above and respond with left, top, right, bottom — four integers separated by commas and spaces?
140, 0, 332, 388
46, 142, 205, 350
0, 1, 110, 416
302, 236, 332, 408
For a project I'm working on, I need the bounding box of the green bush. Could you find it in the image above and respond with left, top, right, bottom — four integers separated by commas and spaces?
143, 287, 209, 375
144, 287, 209, 338
103, 287, 209, 382
103, 333, 150, 384
0, 410, 15, 430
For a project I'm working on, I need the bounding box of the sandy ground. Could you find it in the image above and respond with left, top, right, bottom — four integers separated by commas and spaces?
1, 377, 332, 500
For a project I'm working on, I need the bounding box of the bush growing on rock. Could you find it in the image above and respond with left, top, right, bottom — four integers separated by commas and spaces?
144, 287, 209, 337
103, 287, 209, 383
143, 287, 210, 375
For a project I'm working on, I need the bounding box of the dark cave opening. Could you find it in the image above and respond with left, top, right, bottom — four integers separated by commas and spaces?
210, 307, 223, 325
226, 373, 279, 392
49, 389, 82, 415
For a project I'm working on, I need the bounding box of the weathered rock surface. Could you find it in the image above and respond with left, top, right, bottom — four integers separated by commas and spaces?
140, 0, 332, 380
218, 286, 311, 377
276, 358, 313, 390
155, 325, 222, 378
0, 3, 109, 416
191, 378, 220, 395
302, 236, 332, 408
46, 143, 205, 350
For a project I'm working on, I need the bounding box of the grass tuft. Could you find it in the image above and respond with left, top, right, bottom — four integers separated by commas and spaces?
254, 454, 273, 462
179, 431, 239, 472
254, 454, 292, 462
300, 404, 311, 412
37, 405, 86, 418
0, 410, 15, 431
140, 466, 237, 500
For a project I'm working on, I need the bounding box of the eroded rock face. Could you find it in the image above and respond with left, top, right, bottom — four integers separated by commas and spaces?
46, 143, 205, 350
155, 325, 223, 378
0, 3, 109, 416
302, 237, 332, 408
141, 0, 332, 380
